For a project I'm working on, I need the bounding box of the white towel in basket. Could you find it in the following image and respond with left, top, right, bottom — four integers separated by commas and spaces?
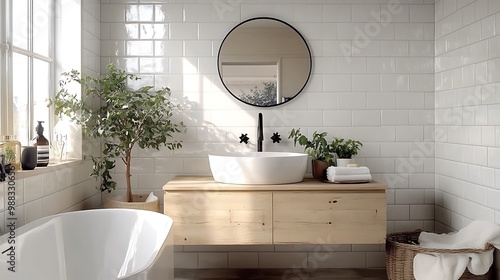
413, 220, 500, 280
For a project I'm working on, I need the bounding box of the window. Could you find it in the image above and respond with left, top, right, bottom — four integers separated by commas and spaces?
1, 0, 54, 146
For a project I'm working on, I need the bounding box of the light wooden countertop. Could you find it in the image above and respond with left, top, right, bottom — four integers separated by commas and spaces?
163, 176, 387, 192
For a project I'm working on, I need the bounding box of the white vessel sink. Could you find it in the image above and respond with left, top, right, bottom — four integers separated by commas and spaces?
208, 152, 308, 185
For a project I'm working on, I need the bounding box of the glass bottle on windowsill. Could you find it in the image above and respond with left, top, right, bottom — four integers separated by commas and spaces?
31, 121, 50, 167
0, 135, 22, 171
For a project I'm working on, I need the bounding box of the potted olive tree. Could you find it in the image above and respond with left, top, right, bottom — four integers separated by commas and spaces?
288, 128, 335, 179
49, 63, 185, 211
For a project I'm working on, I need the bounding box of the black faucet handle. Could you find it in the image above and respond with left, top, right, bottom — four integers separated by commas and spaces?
0, 164, 5, 182
271, 132, 281, 143
239, 133, 249, 144
257, 113, 263, 140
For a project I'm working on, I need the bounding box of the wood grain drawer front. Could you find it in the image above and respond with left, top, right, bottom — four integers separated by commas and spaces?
164, 191, 273, 245
273, 192, 387, 244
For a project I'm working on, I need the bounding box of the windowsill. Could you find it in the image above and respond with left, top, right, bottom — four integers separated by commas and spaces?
14, 159, 84, 179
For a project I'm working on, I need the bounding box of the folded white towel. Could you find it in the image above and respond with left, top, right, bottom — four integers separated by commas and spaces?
326, 166, 372, 182
327, 166, 371, 175
327, 174, 372, 183
414, 220, 500, 280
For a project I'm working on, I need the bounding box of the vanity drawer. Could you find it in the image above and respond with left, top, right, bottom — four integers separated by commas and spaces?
273, 191, 386, 244
164, 191, 273, 245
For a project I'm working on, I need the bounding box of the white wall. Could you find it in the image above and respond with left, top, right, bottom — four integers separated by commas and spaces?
0, 162, 100, 234
82, 0, 101, 77
101, 0, 435, 269
434, 0, 500, 231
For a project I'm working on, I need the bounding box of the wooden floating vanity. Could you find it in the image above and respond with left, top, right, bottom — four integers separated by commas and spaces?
163, 176, 387, 245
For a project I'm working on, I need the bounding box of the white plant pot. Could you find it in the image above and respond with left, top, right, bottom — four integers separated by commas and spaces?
336, 158, 354, 167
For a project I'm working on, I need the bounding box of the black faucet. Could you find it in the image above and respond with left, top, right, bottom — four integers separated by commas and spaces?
257, 113, 263, 152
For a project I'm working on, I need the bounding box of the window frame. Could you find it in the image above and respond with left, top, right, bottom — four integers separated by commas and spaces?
0, 0, 11, 135
0, 0, 55, 144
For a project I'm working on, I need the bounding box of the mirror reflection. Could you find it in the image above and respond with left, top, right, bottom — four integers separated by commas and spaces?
218, 17, 312, 107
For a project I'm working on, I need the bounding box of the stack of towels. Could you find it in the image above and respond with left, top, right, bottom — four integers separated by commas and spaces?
414, 220, 500, 280
325, 166, 372, 183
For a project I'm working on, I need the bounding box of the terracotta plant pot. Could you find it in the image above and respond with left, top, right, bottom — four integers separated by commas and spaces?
103, 194, 160, 212
312, 159, 330, 180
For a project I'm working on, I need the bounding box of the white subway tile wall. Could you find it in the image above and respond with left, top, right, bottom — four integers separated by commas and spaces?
0, 161, 101, 234
434, 0, 500, 235
99, 0, 437, 269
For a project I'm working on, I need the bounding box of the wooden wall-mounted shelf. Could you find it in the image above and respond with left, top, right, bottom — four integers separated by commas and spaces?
163, 177, 387, 245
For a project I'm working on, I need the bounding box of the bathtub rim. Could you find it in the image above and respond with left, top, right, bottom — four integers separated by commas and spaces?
1, 208, 173, 239
0, 208, 174, 279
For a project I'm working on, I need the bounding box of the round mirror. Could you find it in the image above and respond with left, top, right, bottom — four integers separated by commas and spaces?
218, 17, 312, 107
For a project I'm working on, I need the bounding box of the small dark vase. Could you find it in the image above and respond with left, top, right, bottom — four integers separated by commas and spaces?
312, 159, 330, 180
21, 146, 37, 170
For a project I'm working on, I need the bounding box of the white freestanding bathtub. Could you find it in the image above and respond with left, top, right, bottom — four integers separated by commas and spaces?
0, 209, 174, 280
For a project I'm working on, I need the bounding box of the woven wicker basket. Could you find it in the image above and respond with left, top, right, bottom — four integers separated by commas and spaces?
386, 231, 494, 280
103, 194, 160, 212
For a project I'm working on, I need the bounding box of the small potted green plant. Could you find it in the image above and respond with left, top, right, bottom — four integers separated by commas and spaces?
330, 137, 363, 167
48, 63, 186, 211
288, 128, 334, 179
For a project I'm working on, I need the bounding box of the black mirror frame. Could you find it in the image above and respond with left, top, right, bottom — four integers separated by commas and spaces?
217, 17, 312, 108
